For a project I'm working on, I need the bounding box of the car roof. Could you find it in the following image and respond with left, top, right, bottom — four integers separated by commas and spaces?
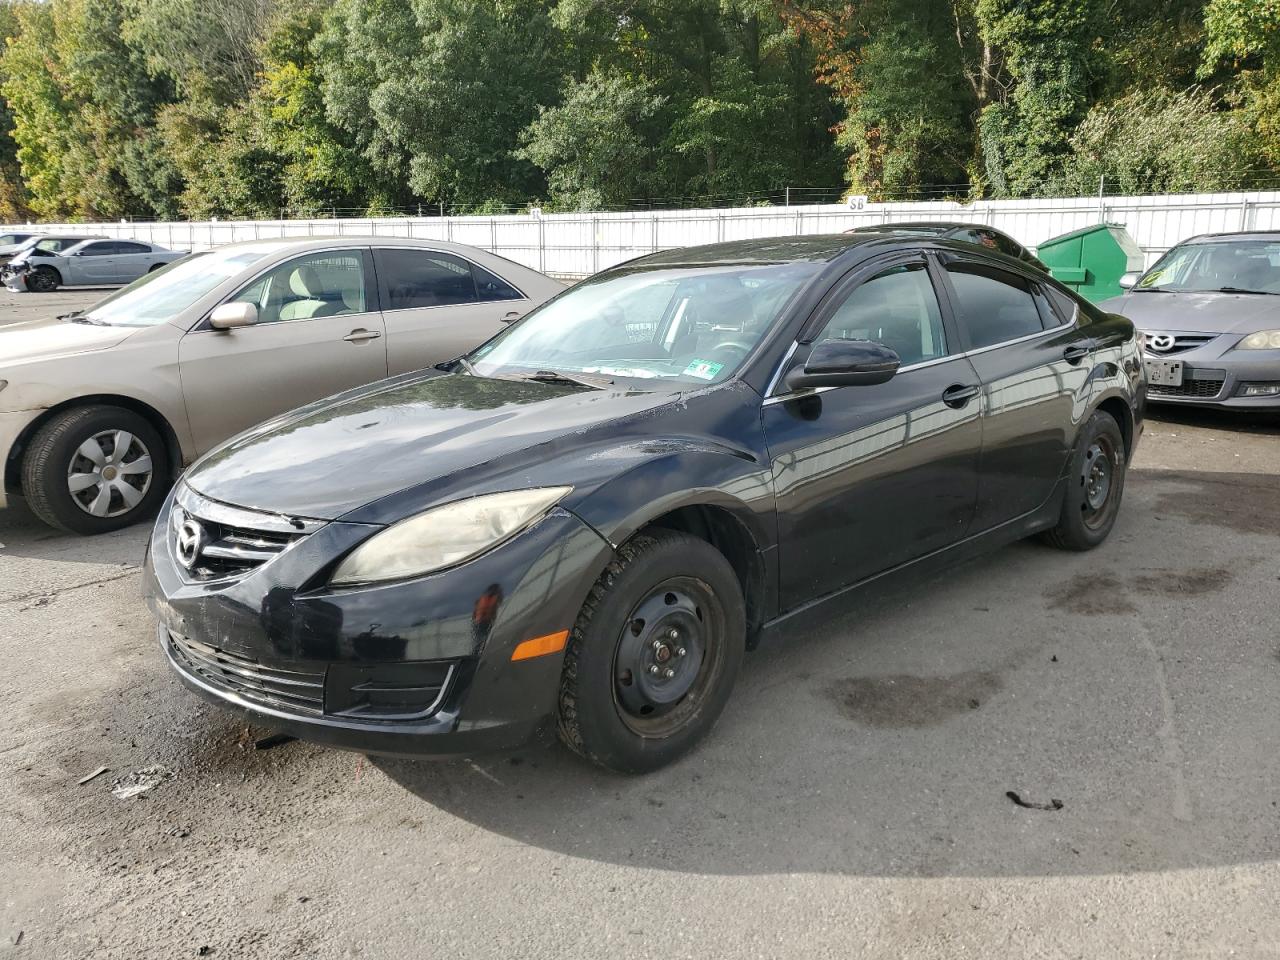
632, 234, 893, 267
205, 235, 520, 258
1177, 231, 1280, 244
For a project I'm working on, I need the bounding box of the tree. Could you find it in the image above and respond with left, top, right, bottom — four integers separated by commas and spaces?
318, 0, 564, 208
1202, 0, 1280, 167
518, 67, 665, 210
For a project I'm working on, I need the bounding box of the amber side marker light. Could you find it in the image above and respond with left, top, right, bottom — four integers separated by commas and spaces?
511, 630, 570, 662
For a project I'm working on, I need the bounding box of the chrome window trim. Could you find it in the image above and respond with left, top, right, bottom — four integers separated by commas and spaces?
372, 246, 528, 310
763, 320, 1079, 406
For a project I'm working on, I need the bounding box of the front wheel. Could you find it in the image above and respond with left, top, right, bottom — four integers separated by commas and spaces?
27, 266, 60, 292
21, 406, 171, 535
1041, 409, 1127, 551
558, 530, 745, 773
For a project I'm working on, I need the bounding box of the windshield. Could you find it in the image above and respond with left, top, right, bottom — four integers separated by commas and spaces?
32, 237, 88, 254
1137, 239, 1280, 293
85, 244, 287, 326
0, 233, 30, 246
467, 262, 815, 386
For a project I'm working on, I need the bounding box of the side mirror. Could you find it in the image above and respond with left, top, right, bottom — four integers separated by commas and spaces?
209, 302, 259, 330
784, 339, 900, 391
1118, 271, 1141, 290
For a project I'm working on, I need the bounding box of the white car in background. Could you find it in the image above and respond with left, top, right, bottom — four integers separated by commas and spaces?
3, 237, 188, 292
0, 231, 40, 266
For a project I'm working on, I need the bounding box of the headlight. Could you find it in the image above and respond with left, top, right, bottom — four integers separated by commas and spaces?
1237, 330, 1280, 350
330, 486, 573, 586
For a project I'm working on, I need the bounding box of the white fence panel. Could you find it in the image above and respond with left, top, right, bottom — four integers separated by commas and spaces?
10, 190, 1280, 278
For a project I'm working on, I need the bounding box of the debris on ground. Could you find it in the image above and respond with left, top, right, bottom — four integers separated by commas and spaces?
77, 766, 110, 786
111, 764, 175, 800
1006, 790, 1063, 811
253, 733, 296, 751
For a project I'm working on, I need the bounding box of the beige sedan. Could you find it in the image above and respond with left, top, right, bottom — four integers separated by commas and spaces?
0, 237, 563, 534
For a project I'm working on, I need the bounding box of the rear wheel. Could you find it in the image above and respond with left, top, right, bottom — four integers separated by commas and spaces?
1041, 409, 1126, 551
558, 530, 745, 773
21, 406, 171, 535
27, 266, 60, 292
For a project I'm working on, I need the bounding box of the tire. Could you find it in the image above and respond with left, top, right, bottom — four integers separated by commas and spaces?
27, 266, 60, 292
1041, 409, 1126, 551
558, 530, 746, 774
147, 262, 164, 273
21, 406, 171, 535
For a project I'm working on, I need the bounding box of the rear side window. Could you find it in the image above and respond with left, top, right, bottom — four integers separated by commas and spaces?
474, 263, 524, 301
945, 263, 1045, 349
375, 249, 479, 309
116, 242, 150, 254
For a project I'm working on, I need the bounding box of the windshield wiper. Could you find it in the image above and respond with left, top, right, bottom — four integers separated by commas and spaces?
1211, 286, 1280, 296
65, 313, 108, 325
452, 356, 480, 375
1132, 286, 1171, 293
520, 369, 612, 388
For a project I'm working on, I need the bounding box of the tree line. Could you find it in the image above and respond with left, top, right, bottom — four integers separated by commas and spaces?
0, 0, 1275, 223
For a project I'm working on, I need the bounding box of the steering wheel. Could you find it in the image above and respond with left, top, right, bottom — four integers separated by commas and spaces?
710, 341, 753, 358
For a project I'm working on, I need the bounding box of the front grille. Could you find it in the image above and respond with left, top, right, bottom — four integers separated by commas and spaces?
167, 630, 325, 714
169, 487, 324, 582
1149, 372, 1226, 399
1144, 333, 1218, 356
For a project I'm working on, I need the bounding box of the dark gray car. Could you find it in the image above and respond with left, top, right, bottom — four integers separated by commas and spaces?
1100, 232, 1280, 409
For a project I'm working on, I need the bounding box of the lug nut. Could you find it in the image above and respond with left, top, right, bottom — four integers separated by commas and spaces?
676, 647, 686, 657
668, 628, 679, 639
648, 665, 660, 675
663, 668, 675, 679
652, 640, 663, 651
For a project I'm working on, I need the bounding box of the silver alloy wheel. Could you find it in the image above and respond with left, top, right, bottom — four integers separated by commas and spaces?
66, 430, 154, 518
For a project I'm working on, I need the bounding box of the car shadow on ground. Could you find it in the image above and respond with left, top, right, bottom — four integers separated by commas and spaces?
1146, 404, 1280, 435
375, 467, 1280, 880
0, 497, 148, 569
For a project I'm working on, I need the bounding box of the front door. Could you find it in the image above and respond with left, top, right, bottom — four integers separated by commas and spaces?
763, 256, 984, 610
67, 241, 121, 284
937, 256, 1095, 531
373, 247, 529, 376
178, 249, 388, 455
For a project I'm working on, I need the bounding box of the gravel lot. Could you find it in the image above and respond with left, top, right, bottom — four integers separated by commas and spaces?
2, 289, 1279, 958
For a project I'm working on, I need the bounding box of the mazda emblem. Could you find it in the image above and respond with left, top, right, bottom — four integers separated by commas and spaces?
1147, 333, 1176, 352
175, 516, 207, 570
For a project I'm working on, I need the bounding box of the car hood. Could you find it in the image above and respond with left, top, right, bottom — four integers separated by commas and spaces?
184, 371, 690, 521
0, 316, 138, 365
1101, 291, 1280, 333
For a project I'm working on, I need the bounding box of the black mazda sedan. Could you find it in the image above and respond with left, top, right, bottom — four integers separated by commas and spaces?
144, 234, 1144, 773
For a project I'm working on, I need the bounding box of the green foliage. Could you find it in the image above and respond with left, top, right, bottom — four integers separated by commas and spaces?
0, 0, 1278, 221
518, 67, 665, 210
1060, 86, 1269, 193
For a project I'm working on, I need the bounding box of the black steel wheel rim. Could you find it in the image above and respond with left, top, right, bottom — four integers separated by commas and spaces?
611, 576, 725, 738
1081, 435, 1118, 528
29, 270, 54, 291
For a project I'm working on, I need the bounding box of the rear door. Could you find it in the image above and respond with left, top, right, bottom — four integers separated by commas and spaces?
178, 248, 388, 454
113, 241, 156, 282
936, 254, 1095, 531
763, 255, 984, 608
374, 247, 530, 376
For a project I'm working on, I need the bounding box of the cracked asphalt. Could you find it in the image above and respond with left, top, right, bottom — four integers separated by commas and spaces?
2, 289, 1280, 958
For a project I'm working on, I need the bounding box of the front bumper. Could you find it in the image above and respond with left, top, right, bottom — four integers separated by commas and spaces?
2, 265, 29, 291
143, 484, 615, 757
1143, 347, 1280, 410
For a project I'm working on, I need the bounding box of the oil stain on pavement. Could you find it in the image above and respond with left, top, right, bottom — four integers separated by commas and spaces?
827, 670, 1001, 727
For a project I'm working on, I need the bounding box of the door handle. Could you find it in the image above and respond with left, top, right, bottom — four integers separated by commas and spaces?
1063, 343, 1092, 364
942, 383, 980, 408
501, 311, 522, 323
343, 328, 382, 343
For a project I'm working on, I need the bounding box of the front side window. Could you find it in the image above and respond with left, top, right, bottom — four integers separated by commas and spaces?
813, 262, 948, 366
469, 262, 815, 385
946, 263, 1045, 349
76, 242, 115, 257
227, 251, 367, 325
1137, 240, 1280, 293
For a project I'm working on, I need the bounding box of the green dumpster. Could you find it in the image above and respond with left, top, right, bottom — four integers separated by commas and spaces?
1034, 223, 1146, 302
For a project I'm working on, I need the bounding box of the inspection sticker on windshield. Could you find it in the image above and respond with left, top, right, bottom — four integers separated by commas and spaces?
683, 359, 723, 380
